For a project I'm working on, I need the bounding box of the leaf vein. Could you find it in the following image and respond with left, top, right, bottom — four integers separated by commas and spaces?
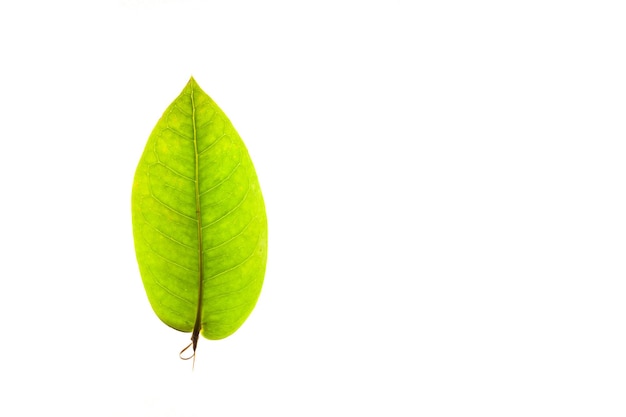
201, 176, 250, 230
148, 192, 196, 221
139, 202, 196, 249
164, 126, 193, 141
150, 161, 195, 182
198, 158, 242, 197
206, 270, 262, 301
203, 215, 257, 253
173, 103, 192, 117
198, 133, 227, 155
205, 230, 262, 282
147, 265, 194, 306
142, 236, 195, 272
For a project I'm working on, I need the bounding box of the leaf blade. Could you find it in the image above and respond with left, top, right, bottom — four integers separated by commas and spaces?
132, 77, 267, 343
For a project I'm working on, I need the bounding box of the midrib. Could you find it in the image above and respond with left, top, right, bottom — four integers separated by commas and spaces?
191, 85, 203, 352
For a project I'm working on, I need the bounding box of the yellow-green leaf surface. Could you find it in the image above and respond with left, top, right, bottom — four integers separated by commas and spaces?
132, 78, 267, 356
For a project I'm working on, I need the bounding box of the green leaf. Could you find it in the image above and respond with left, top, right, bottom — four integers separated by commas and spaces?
131, 77, 267, 358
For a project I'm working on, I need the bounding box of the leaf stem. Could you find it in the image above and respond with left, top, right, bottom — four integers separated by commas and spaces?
179, 339, 198, 370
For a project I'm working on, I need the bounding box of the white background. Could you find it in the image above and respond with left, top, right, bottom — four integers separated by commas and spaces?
1, 1, 625, 415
